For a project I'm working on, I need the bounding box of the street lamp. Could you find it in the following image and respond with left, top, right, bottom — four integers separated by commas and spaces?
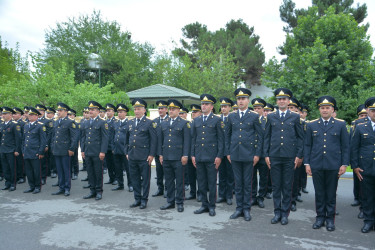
87, 53, 102, 87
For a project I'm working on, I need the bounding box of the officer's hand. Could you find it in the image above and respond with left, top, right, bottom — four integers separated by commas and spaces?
99, 152, 105, 161
265, 157, 271, 169
353, 168, 364, 181
227, 155, 231, 164
68, 150, 74, 157
14, 152, 19, 157
37, 154, 44, 159
305, 164, 312, 176
214, 157, 221, 169
81, 152, 85, 159
253, 156, 259, 166
294, 157, 302, 169
181, 156, 188, 166
192, 156, 196, 168
338, 165, 346, 177
159, 155, 163, 165
45, 147, 48, 152
126, 155, 129, 160
147, 156, 154, 166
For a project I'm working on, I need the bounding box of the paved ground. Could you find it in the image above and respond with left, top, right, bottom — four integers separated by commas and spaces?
0, 167, 373, 250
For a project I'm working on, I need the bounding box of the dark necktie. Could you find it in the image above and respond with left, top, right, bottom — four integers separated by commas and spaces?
281, 112, 285, 120
137, 119, 140, 126
373, 124, 375, 132
203, 116, 207, 122
170, 119, 175, 126
324, 120, 328, 126
90, 119, 93, 126
241, 112, 244, 118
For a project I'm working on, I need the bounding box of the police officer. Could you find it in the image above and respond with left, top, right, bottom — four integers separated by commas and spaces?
217, 97, 234, 206
304, 96, 349, 231
159, 99, 190, 212
126, 99, 157, 209
250, 97, 268, 209
179, 107, 189, 120
225, 89, 263, 221
111, 103, 132, 191
300, 104, 310, 194
263, 103, 274, 199
13, 107, 26, 184
104, 103, 117, 185
80, 107, 90, 173
192, 94, 224, 217
46, 107, 57, 179
0, 107, 22, 191
351, 97, 375, 233
23, 106, 30, 122
23, 107, 47, 194
81, 101, 109, 201
152, 100, 169, 197
68, 108, 79, 180
264, 88, 304, 225
179, 106, 190, 191
232, 101, 239, 112
51, 103, 78, 196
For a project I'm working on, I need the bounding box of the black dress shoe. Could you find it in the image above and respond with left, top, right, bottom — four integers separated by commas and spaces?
326, 221, 335, 231
265, 192, 272, 199
361, 223, 374, 233
9, 187, 16, 191
52, 182, 59, 187
41, 179, 46, 185
95, 193, 102, 200
83, 193, 96, 199
271, 215, 281, 224
160, 203, 175, 210
128, 186, 134, 192
291, 203, 297, 212
17, 178, 25, 184
209, 208, 216, 216
105, 180, 114, 184
2, 186, 10, 190
258, 199, 265, 208
296, 196, 303, 202
230, 210, 243, 219
71, 175, 78, 180
177, 204, 184, 212
281, 217, 288, 225
140, 203, 147, 209
243, 210, 251, 221
24, 188, 34, 193
130, 201, 141, 208
81, 177, 88, 181
112, 180, 118, 185
216, 197, 226, 203
312, 220, 325, 229
51, 173, 57, 178
226, 198, 233, 205
250, 199, 258, 207
194, 207, 209, 214
302, 188, 308, 193
64, 190, 70, 196
52, 190, 64, 195
152, 189, 164, 197
83, 184, 91, 189
351, 199, 360, 206
358, 211, 364, 219
112, 186, 124, 191
32, 188, 41, 194
186, 194, 196, 200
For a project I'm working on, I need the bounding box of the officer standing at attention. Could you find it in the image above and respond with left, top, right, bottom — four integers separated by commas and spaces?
304, 96, 349, 232
263, 103, 274, 200
225, 89, 263, 221
263, 88, 304, 225
68, 108, 79, 180
80, 107, 90, 173
250, 97, 268, 209
81, 101, 109, 201
299, 104, 310, 195
13, 107, 26, 184
22, 107, 47, 194
104, 104, 117, 185
0, 107, 21, 191
232, 101, 239, 112
217, 97, 234, 206
152, 100, 169, 197
51, 103, 78, 197
111, 104, 132, 192
159, 99, 190, 212
46, 107, 57, 179
351, 97, 375, 233
126, 98, 157, 209
191, 94, 224, 217
179, 106, 190, 191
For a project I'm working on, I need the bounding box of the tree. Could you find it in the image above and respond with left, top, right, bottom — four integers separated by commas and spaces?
262, 6, 374, 121
174, 19, 265, 85
41, 10, 154, 92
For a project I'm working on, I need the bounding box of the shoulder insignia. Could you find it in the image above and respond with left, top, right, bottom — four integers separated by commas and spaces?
335, 118, 345, 122
187, 122, 191, 129
42, 126, 46, 132
16, 125, 21, 131
357, 122, 367, 126
49, 121, 53, 127
78, 124, 81, 129
250, 110, 257, 114
104, 123, 109, 130
310, 118, 319, 122
152, 122, 157, 128
72, 123, 76, 129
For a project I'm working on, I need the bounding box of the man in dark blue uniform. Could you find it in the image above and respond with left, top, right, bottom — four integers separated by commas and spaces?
304, 96, 349, 232
299, 104, 309, 195
192, 94, 224, 217
0, 107, 22, 191
80, 107, 90, 173
111, 104, 132, 191
264, 88, 304, 225
51, 103, 78, 196
126, 99, 157, 209
104, 103, 117, 185
81, 101, 109, 201
13, 107, 26, 184
263, 103, 274, 199
46, 107, 57, 179
68, 108, 79, 180
179, 106, 190, 191
22, 107, 47, 194
225, 89, 263, 221
159, 99, 191, 212
152, 100, 169, 197
217, 97, 234, 206
351, 97, 375, 233
250, 97, 268, 209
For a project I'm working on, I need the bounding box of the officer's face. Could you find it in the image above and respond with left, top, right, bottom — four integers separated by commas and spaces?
301, 111, 308, 119
106, 109, 115, 118
319, 105, 334, 119
2, 113, 12, 121
99, 111, 106, 118
46, 112, 55, 119
368, 109, 375, 122
68, 114, 76, 119
201, 103, 213, 115
179, 112, 187, 119
158, 107, 167, 117
277, 98, 290, 110
134, 107, 145, 118
57, 109, 67, 119
191, 111, 201, 118
264, 110, 272, 117
221, 105, 231, 115
288, 105, 299, 113
89, 108, 100, 118
253, 106, 264, 116
233, 107, 238, 112
38, 110, 45, 117
13, 113, 21, 121
237, 97, 249, 111
24, 112, 29, 119
28, 114, 38, 122
168, 107, 179, 118
358, 113, 367, 119
83, 112, 90, 119
118, 110, 127, 120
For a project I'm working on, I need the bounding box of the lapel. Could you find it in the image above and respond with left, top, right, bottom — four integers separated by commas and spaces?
325, 118, 334, 132
275, 110, 282, 122
364, 120, 374, 135
170, 117, 179, 129
283, 110, 292, 122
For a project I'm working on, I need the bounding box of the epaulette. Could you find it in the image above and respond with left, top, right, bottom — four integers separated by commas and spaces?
310, 118, 319, 122
38, 122, 44, 125
69, 117, 75, 121
249, 110, 257, 114
214, 114, 220, 117
54, 118, 58, 121
357, 122, 367, 126
334, 118, 345, 122
12, 121, 18, 124
100, 117, 106, 120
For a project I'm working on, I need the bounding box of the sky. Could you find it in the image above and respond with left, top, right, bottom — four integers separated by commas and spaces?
0, 0, 374, 61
